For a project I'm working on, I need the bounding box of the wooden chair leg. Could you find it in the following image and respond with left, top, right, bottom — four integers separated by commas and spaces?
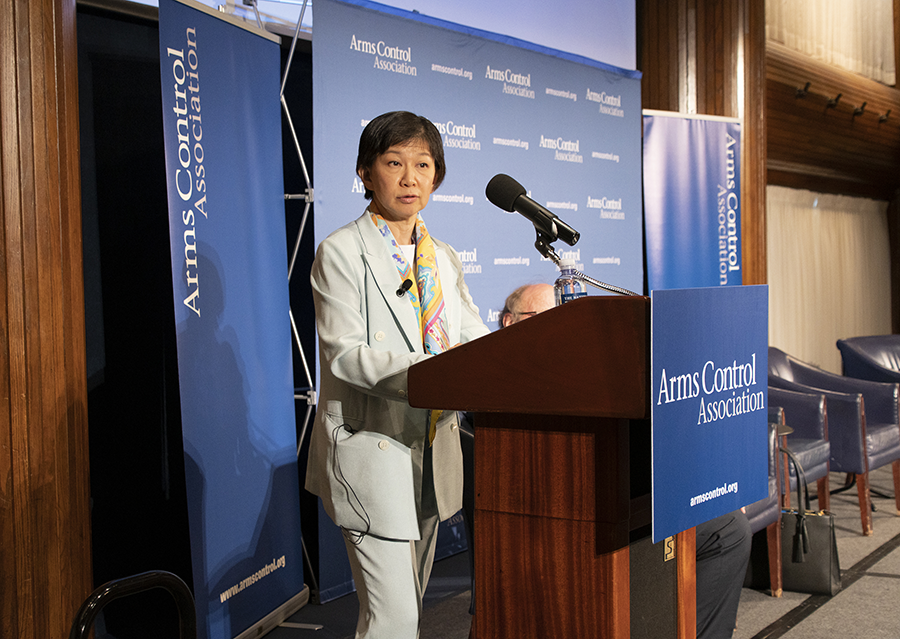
816, 474, 830, 512
892, 460, 900, 516
765, 521, 783, 597
781, 447, 791, 509
857, 471, 874, 536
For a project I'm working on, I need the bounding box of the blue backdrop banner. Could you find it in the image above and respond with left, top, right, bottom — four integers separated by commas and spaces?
158, 1, 304, 636
311, 0, 645, 597
370, 0, 637, 70
643, 112, 742, 291
313, 0, 645, 324
650, 286, 769, 542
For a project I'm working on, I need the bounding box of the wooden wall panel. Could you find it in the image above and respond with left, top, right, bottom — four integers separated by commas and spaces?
889, 197, 900, 334
765, 1, 900, 328
1, 1, 93, 637
766, 42, 900, 200
894, 0, 900, 334
640, 0, 768, 284
742, 0, 768, 285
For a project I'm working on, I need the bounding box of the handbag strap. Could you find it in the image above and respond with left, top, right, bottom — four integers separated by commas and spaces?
779, 447, 809, 514
780, 446, 811, 563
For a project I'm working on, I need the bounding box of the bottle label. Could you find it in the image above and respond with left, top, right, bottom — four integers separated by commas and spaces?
561, 291, 587, 303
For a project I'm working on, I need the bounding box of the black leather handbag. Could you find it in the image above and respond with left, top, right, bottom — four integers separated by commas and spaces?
780, 448, 842, 596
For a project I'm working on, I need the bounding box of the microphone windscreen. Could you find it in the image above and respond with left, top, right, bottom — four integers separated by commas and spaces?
485, 174, 526, 212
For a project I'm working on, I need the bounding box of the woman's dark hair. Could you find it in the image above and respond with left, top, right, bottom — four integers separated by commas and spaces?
356, 111, 446, 199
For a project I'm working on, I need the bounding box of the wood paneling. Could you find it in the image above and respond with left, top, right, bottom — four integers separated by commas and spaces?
473, 420, 632, 638
766, 42, 900, 200
892, 0, 900, 334
1, 0, 93, 637
676, 528, 697, 638
640, 0, 749, 117
742, 0, 768, 286
766, 33, 900, 327
475, 509, 631, 638
640, 0, 768, 284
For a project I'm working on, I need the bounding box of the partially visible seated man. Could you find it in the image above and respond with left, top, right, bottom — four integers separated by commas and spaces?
498, 283, 555, 327
696, 511, 751, 638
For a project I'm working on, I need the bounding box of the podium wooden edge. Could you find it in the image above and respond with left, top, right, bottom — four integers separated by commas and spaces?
677, 528, 697, 639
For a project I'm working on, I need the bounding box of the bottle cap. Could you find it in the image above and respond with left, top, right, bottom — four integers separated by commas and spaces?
557, 258, 576, 271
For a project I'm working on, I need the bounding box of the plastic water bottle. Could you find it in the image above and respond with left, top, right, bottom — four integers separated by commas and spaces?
554, 259, 587, 305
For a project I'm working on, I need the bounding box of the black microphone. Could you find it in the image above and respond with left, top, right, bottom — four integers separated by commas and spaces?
396, 279, 413, 297
485, 174, 580, 246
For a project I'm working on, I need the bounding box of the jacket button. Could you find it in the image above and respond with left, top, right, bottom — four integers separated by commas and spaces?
378, 440, 390, 451
374, 331, 386, 342
398, 389, 407, 398
451, 423, 458, 431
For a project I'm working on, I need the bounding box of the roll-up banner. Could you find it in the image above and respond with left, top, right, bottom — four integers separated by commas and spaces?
312, 0, 644, 599
158, 1, 305, 637
642, 111, 742, 290
643, 111, 767, 541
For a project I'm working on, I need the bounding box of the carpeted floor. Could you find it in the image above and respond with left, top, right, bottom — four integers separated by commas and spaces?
278, 463, 900, 638
733, 464, 900, 639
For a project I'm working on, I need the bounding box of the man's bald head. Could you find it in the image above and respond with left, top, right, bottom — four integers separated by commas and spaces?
500, 283, 555, 328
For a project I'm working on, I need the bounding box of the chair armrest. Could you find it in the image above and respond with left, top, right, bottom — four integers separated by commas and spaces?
768, 405, 784, 426
837, 337, 900, 383
768, 374, 866, 473
782, 360, 900, 425
791, 357, 878, 393
823, 395, 868, 474
840, 350, 900, 383
858, 383, 900, 426
768, 386, 826, 440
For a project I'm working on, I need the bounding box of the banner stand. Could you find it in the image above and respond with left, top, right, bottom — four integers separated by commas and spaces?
233, 589, 315, 639
277, 0, 328, 608
159, 1, 310, 636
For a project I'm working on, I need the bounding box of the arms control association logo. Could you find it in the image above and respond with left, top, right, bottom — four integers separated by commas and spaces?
539, 135, 583, 164
350, 34, 417, 77
485, 65, 535, 99
586, 88, 624, 117
433, 120, 481, 151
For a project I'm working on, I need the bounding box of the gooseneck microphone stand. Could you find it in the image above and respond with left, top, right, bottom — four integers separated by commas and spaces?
534, 228, 640, 297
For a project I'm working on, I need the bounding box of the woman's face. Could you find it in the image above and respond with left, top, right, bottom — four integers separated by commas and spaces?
360, 139, 436, 227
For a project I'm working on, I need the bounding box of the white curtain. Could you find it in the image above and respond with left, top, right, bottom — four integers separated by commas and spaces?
767, 186, 892, 373
766, 0, 896, 85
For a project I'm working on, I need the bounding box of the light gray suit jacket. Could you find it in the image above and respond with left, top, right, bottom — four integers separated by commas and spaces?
306, 211, 490, 540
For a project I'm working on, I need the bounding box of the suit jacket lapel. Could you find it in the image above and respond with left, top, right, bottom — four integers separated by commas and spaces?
355, 213, 422, 352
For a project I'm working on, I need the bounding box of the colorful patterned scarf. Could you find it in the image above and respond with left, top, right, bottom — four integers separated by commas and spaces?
371, 211, 449, 443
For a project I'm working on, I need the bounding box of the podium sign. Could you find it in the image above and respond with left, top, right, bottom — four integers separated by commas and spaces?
651, 286, 768, 542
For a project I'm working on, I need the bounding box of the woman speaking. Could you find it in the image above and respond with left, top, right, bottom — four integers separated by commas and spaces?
306, 111, 489, 638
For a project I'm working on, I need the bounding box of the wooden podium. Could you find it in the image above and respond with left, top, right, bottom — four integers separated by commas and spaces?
409, 296, 695, 639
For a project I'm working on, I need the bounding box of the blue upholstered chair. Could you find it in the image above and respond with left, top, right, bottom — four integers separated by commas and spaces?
743, 407, 784, 596
768, 346, 900, 535
837, 335, 900, 384
768, 386, 831, 511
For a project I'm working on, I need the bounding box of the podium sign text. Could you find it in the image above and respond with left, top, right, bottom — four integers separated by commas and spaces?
651, 286, 768, 542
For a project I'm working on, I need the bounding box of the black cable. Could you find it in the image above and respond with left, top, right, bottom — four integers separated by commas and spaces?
331, 423, 371, 545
